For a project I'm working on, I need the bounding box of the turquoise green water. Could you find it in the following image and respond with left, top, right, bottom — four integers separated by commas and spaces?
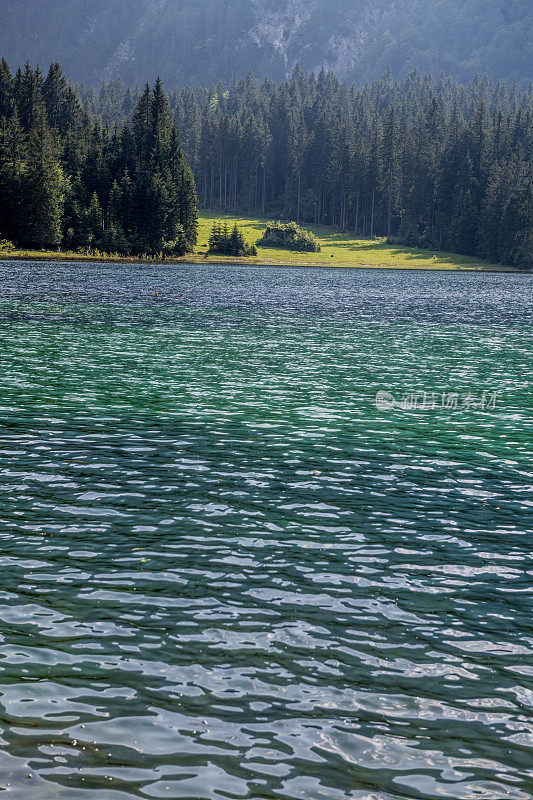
0, 261, 532, 800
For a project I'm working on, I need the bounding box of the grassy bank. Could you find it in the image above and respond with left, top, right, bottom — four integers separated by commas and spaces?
1, 212, 523, 272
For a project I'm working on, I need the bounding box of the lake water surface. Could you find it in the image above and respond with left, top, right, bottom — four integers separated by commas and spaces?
0, 261, 532, 799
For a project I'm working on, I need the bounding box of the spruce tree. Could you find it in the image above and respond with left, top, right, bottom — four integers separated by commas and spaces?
86, 191, 104, 246
19, 109, 65, 249
0, 58, 14, 119
379, 108, 399, 238
133, 83, 153, 163
151, 77, 171, 162
43, 62, 68, 131
17, 62, 44, 133
0, 111, 24, 241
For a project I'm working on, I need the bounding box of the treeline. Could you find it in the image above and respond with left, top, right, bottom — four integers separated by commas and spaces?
1, 60, 531, 267
82, 67, 533, 268
0, 60, 197, 254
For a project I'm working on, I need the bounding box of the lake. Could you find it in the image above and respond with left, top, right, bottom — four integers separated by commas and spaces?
0, 261, 531, 800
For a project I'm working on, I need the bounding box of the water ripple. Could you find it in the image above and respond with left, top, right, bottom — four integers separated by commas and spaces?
0, 261, 531, 799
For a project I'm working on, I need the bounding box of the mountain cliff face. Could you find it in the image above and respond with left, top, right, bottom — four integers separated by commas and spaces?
248, 0, 416, 76
1, 0, 531, 85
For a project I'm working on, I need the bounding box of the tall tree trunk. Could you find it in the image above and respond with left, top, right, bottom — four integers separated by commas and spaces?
341, 194, 346, 232
234, 156, 238, 211
219, 151, 222, 210
370, 188, 375, 238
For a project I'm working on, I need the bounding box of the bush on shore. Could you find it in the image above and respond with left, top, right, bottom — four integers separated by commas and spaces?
257, 222, 321, 253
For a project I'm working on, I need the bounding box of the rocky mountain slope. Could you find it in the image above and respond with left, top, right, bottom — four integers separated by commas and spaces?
1, 0, 531, 85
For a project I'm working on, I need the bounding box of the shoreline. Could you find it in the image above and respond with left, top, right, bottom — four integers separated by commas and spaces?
2, 213, 529, 274
0, 251, 527, 273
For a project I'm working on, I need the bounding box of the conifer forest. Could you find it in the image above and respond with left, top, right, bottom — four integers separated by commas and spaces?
0, 59, 531, 267
0, 61, 198, 255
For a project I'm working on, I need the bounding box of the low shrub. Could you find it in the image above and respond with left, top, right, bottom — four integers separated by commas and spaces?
257, 222, 321, 252
0, 239, 16, 253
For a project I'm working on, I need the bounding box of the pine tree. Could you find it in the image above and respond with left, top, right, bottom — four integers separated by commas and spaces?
18, 109, 65, 249
168, 127, 198, 248
379, 108, 399, 238
209, 221, 221, 252
108, 180, 122, 225
178, 163, 198, 248
0, 110, 24, 241
0, 58, 14, 119
449, 189, 478, 255
133, 83, 153, 163
288, 107, 309, 223
86, 191, 103, 246
62, 85, 83, 131
16, 62, 44, 133
43, 62, 68, 131
230, 223, 243, 254
151, 76, 171, 163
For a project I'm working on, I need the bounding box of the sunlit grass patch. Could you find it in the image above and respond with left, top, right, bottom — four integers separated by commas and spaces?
195, 212, 510, 271
2, 213, 517, 272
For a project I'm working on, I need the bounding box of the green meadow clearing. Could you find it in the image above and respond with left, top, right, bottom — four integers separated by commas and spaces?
1, 211, 520, 271
194, 213, 512, 271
